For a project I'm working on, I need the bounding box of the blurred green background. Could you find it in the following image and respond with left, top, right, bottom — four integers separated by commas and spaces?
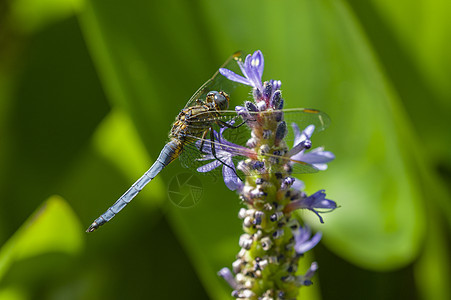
1, 0, 450, 299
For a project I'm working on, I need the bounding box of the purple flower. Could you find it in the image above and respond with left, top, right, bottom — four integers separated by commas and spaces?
288, 123, 335, 171
285, 190, 337, 223
219, 50, 264, 92
196, 126, 255, 191
218, 267, 237, 289
292, 178, 305, 191
220, 50, 285, 109
296, 262, 319, 286
234, 105, 254, 123
293, 225, 322, 255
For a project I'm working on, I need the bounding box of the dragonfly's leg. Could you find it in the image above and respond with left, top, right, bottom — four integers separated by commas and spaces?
198, 130, 209, 154
209, 127, 243, 181
218, 119, 247, 129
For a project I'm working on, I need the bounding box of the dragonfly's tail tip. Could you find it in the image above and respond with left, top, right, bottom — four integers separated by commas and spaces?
85, 222, 99, 233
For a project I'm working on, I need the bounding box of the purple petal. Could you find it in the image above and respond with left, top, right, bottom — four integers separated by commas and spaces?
302, 190, 337, 209
292, 123, 315, 146
241, 52, 262, 91
294, 148, 335, 170
286, 190, 337, 223
197, 154, 215, 161
253, 50, 264, 81
289, 124, 334, 171
251, 50, 264, 86
219, 119, 235, 135
196, 138, 216, 155
294, 228, 322, 254
310, 163, 328, 171
220, 50, 265, 92
222, 158, 241, 191
219, 68, 250, 86
304, 125, 315, 138
237, 59, 250, 82
301, 148, 335, 164
292, 123, 301, 141
292, 178, 305, 191
223, 172, 242, 191
297, 262, 319, 286
248, 52, 263, 91
197, 159, 221, 172
235, 105, 252, 121
218, 267, 237, 289
304, 261, 318, 279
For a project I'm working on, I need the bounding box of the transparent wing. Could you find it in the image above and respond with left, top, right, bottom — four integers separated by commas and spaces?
178, 142, 224, 179
184, 108, 330, 142
179, 132, 319, 178
177, 109, 327, 178
184, 51, 244, 108
177, 114, 249, 176
278, 108, 330, 133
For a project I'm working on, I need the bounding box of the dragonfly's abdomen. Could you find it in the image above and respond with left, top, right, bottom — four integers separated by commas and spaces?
160, 139, 184, 165
86, 140, 182, 232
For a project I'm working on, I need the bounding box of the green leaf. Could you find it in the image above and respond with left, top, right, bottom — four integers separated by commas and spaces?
368, 0, 451, 104
414, 211, 451, 300
10, 0, 84, 33
346, 0, 451, 229
0, 196, 83, 282
0, 287, 27, 300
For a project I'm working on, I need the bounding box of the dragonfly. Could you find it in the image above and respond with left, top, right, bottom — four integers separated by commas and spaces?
86, 52, 330, 232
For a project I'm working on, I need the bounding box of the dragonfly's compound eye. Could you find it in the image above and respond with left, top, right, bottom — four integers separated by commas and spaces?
209, 91, 229, 111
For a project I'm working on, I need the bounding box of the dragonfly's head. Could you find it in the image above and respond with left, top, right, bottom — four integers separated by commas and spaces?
207, 91, 229, 111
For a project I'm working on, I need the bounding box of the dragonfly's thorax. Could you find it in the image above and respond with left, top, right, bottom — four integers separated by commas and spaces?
170, 105, 221, 142
169, 91, 230, 142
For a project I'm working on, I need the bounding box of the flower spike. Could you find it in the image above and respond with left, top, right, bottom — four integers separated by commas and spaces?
212, 50, 335, 298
